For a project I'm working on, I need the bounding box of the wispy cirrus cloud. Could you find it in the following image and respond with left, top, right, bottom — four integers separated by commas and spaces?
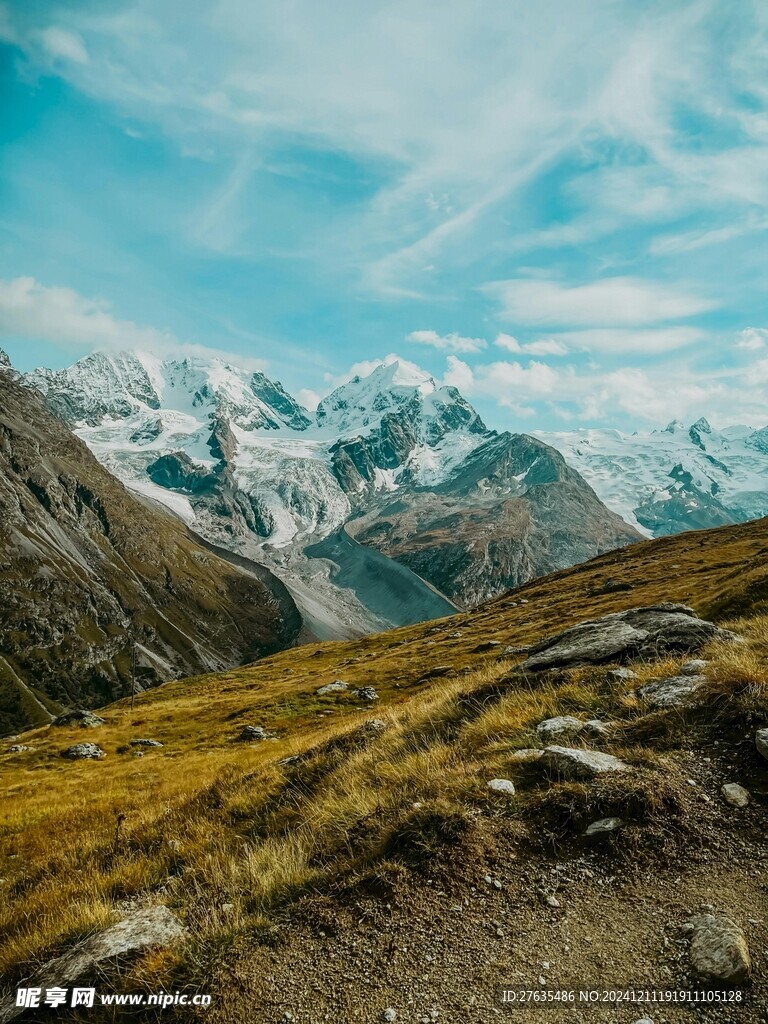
483, 276, 716, 328
407, 330, 487, 354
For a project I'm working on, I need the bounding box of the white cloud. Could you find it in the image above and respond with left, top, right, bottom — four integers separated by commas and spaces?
484, 276, 717, 327
441, 355, 475, 393
524, 339, 569, 356
407, 330, 487, 354
736, 327, 768, 350
296, 388, 321, 411
0, 276, 265, 368
495, 333, 568, 356
36, 26, 89, 64
552, 326, 703, 354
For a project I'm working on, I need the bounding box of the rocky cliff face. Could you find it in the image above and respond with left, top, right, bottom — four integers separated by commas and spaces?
347, 433, 640, 606
0, 355, 302, 735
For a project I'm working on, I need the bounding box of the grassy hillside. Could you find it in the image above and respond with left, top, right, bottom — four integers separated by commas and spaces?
2, 517, 768, 1018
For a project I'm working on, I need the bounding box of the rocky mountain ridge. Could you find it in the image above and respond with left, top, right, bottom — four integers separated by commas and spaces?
27, 351, 641, 614
0, 352, 302, 735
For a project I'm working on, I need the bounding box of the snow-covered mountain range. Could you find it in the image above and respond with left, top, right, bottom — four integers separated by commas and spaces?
535, 418, 768, 537
27, 348, 767, 636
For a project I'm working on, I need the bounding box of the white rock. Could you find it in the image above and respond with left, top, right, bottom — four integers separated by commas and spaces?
756, 727, 768, 761
0, 906, 186, 1023
316, 680, 349, 695
608, 667, 637, 681
487, 778, 515, 795
585, 817, 624, 835
383, 1012, 397, 1023
536, 716, 584, 740
688, 913, 751, 982
542, 746, 629, 780
721, 783, 750, 808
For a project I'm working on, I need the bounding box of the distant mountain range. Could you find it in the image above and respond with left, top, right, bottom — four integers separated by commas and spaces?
536, 417, 768, 536
26, 351, 640, 623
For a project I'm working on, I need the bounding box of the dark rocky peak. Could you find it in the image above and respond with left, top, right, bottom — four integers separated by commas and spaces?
0, 348, 10, 368
249, 372, 311, 431
437, 432, 577, 497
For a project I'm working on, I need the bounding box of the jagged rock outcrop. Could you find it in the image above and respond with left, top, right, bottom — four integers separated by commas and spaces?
520, 605, 736, 672
0, 361, 302, 735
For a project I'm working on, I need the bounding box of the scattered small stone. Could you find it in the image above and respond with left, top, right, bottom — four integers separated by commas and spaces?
353, 686, 379, 701
132, 751, 144, 758
316, 680, 349, 695
473, 640, 501, 652
7, 745, 31, 753
541, 893, 561, 908
536, 716, 584, 741
129, 738, 163, 748
581, 719, 611, 738
680, 659, 708, 676
61, 743, 106, 760
487, 778, 515, 795
360, 718, 387, 734
608, 667, 637, 681
383, 1010, 397, 1023
721, 783, 750, 808
239, 725, 268, 742
756, 727, 768, 761
687, 912, 751, 982
509, 748, 544, 761
585, 817, 624, 836
52, 709, 105, 729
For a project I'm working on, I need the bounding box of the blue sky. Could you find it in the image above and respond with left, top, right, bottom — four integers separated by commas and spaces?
1, 0, 768, 429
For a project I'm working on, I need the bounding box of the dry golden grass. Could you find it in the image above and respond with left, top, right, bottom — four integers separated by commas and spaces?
3, 517, 768, 992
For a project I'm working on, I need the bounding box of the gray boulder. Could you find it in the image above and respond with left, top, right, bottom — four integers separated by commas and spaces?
0, 906, 186, 1023
542, 746, 629, 780
521, 605, 735, 672
536, 716, 584, 741
7, 745, 31, 753
637, 675, 705, 708
239, 725, 268, 742
52, 709, 106, 728
756, 727, 768, 761
353, 686, 379, 701
62, 743, 106, 760
687, 912, 751, 983
316, 680, 349, 695
130, 738, 163, 748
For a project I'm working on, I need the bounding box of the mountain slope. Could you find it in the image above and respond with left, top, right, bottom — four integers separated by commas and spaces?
347, 431, 640, 605
2, 515, 768, 1018
27, 351, 643, 617
537, 417, 768, 536
0, 356, 302, 735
